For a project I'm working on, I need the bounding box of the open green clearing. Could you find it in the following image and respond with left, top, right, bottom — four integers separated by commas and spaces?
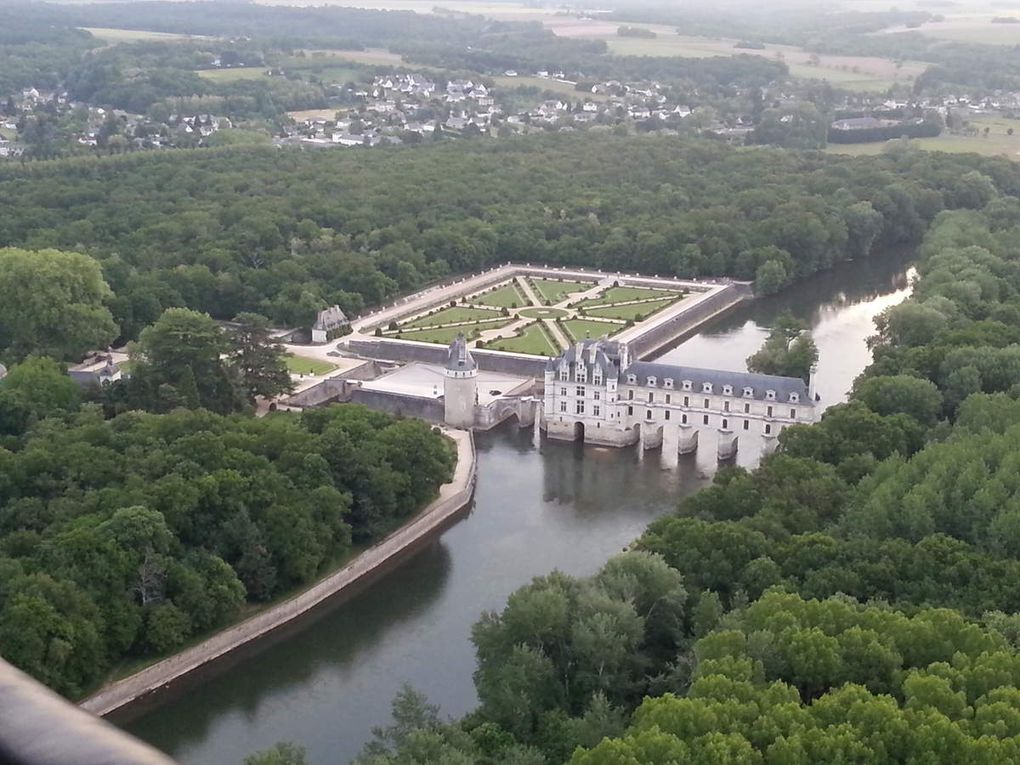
519, 306, 569, 319
472, 282, 525, 309
561, 318, 623, 342
403, 305, 502, 329
577, 286, 681, 308
83, 26, 204, 43
564, 24, 926, 91
529, 278, 593, 304
196, 67, 269, 82
582, 298, 676, 321
317, 47, 408, 66
286, 354, 337, 376
396, 320, 508, 344
826, 115, 1020, 162
488, 322, 558, 356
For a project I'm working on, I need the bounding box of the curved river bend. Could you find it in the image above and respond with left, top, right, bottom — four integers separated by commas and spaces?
123, 252, 915, 764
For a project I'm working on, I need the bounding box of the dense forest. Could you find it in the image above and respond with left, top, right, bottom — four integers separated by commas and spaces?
0, 400, 453, 697
302, 156, 1020, 764
0, 135, 1015, 343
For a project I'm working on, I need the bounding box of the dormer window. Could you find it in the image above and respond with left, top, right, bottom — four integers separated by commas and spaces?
647, 376, 657, 387
702, 382, 713, 394
560, 368, 569, 381
789, 392, 799, 403
722, 385, 733, 396
664, 379, 674, 389
682, 380, 692, 391
766, 390, 776, 401
743, 387, 753, 398
627, 374, 637, 384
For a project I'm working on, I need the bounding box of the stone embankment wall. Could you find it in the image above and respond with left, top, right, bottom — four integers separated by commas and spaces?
349, 389, 446, 422
348, 339, 549, 378
626, 283, 752, 360
81, 430, 476, 719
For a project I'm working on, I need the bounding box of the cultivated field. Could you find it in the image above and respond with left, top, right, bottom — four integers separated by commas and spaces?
82, 27, 207, 42
827, 115, 1020, 162
544, 17, 928, 91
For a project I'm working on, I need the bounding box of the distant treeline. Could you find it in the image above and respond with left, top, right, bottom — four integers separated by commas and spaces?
827, 118, 943, 144
0, 135, 1013, 338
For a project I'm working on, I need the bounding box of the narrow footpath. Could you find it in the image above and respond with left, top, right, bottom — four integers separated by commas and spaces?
81, 429, 476, 718
515, 275, 543, 307
544, 319, 571, 350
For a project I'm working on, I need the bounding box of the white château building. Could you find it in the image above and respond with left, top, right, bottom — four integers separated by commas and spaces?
541, 338, 818, 464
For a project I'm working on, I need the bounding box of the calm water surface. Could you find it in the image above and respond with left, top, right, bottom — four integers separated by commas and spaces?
124, 252, 915, 765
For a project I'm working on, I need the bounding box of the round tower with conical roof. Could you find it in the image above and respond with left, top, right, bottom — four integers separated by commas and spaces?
444, 333, 478, 428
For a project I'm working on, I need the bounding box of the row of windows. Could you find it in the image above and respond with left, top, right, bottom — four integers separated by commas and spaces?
620, 389, 794, 419
624, 406, 778, 434
561, 401, 602, 417
622, 376, 799, 403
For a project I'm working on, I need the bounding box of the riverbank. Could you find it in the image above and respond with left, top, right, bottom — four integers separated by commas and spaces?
82, 429, 476, 719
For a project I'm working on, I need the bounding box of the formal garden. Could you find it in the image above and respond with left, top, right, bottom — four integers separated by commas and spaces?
376, 274, 691, 357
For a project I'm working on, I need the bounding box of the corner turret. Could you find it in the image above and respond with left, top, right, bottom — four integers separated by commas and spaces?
444, 333, 478, 428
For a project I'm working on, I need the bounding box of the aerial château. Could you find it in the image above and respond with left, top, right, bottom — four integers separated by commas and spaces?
443, 335, 819, 465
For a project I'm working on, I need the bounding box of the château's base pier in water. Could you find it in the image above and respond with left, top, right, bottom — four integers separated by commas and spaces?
123, 252, 915, 765
82, 430, 476, 719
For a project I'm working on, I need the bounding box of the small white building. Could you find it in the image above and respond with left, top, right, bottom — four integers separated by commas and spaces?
68, 352, 126, 388
311, 305, 350, 343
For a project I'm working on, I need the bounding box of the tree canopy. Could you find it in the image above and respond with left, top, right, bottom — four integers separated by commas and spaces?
0, 247, 117, 363
0, 404, 453, 696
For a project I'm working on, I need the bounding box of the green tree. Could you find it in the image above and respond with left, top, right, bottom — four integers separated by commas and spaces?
244, 742, 308, 765
746, 312, 818, 382
129, 308, 242, 413
0, 356, 80, 435
228, 312, 294, 402
0, 248, 118, 362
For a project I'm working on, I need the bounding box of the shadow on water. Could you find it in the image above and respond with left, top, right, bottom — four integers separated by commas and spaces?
124, 250, 916, 765
124, 542, 454, 757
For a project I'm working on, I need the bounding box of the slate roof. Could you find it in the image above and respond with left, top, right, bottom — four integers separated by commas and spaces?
546, 338, 622, 378
313, 305, 349, 331
623, 361, 812, 404
446, 333, 477, 372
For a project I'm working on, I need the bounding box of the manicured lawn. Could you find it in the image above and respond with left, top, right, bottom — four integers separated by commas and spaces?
519, 306, 569, 319
529, 278, 593, 304
286, 355, 338, 376
561, 318, 623, 342
488, 323, 559, 356
472, 282, 526, 308
403, 305, 502, 329
396, 319, 508, 344
582, 298, 676, 321
577, 286, 681, 308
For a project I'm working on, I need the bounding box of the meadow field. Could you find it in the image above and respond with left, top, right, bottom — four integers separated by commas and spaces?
826, 115, 1020, 162
83, 27, 207, 43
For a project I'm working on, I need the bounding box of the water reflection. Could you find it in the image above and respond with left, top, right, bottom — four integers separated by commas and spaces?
125, 252, 914, 765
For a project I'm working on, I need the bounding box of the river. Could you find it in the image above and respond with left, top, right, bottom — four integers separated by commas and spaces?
122, 251, 915, 765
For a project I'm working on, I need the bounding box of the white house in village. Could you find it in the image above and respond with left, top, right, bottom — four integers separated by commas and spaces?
311, 305, 350, 343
